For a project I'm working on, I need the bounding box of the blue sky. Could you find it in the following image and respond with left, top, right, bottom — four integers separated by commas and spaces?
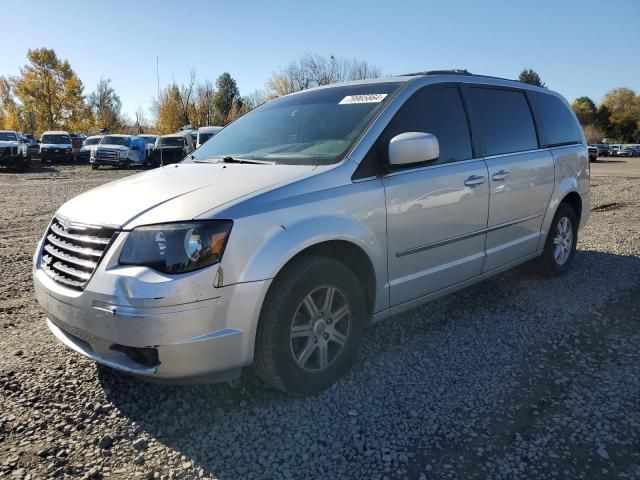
4, 0, 639, 119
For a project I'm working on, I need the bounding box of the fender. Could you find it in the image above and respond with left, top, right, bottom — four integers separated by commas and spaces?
225, 213, 387, 306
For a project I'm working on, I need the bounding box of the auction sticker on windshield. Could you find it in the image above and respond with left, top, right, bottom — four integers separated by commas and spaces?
338, 94, 388, 104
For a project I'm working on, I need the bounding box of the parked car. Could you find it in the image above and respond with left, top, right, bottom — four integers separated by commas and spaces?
595, 144, 609, 157
33, 71, 590, 395
90, 135, 146, 169
609, 144, 621, 156
77, 135, 103, 163
69, 133, 84, 160
0, 130, 29, 170
40, 131, 73, 163
20, 134, 40, 157
588, 145, 598, 162
151, 133, 194, 165
196, 126, 223, 148
617, 146, 635, 157
138, 134, 157, 162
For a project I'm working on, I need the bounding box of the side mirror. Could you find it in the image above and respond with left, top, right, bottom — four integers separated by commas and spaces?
388, 132, 439, 166
131, 144, 140, 151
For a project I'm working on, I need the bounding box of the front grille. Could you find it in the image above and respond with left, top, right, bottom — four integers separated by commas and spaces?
0, 147, 15, 157
40, 218, 117, 290
96, 149, 119, 160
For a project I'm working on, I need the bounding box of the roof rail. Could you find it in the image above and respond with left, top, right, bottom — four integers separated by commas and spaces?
400, 69, 518, 83
399, 69, 471, 77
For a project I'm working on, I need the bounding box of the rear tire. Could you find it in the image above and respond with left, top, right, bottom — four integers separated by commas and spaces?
537, 203, 578, 277
254, 256, 367, 396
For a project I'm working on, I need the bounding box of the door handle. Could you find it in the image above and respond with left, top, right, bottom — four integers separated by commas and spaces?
492, 169, 511, 181
464, 175, 486, 187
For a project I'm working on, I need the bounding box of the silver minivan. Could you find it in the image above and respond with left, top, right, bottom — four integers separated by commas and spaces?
33, 71, 590, 395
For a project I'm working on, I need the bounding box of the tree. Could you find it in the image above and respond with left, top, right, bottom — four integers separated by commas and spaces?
14, 48, 87, 132
0, 76, 24, 131
194, 80, 216, 127
133, 106, 151, 134
518, 68, 546, 88
582, 124, 605, 143
88, 78, 124, 132
572, 96, 597, 125
601, 88, 640, 142
176, 69, 197, 127
594, 104, 612, 134
601, 88, 640, 124
213, 73, 241, 122
265, 54, 382, 99
153, 83, 184, 134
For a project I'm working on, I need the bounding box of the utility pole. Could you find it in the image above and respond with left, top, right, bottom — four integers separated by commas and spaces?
157, 56, 163, 166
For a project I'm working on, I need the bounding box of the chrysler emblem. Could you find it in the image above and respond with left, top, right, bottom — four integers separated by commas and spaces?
60, 218, 71, 231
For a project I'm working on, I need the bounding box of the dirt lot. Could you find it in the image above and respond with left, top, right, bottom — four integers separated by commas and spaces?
0, 161, 639, 479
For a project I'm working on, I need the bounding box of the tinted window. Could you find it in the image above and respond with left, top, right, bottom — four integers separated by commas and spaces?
529, 91, 582, 147
468, 88, 538, 156
385, 86, 472, 164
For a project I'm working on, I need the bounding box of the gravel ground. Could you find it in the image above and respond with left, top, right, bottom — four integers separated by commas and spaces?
0, 163, 639, 479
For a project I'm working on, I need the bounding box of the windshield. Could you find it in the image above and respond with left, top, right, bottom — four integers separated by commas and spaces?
83, 137, 101, 146
42, 134, 70, 144
0, 132, 18, 141
190, 82, 402, 165
158, 136, 184, 147
101, 136, 130, 146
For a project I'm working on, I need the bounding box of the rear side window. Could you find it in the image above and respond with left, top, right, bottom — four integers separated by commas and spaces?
468, 88, 538, 156
529, 91, 582, 147
385, 86, 472, 164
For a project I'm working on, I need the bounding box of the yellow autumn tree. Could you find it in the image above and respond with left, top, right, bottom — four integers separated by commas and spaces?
0, 76, 25, 131
14, 48, 89, 133
153, 84, 185, 134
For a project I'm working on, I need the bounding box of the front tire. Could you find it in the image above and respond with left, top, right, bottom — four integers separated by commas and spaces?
538, 203, 578, 276
254, 256, 367, 396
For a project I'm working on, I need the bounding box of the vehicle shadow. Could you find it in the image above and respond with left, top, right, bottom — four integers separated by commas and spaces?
595, 159, 627, 163
0, 162, 61, 175
97, 249, 640, 478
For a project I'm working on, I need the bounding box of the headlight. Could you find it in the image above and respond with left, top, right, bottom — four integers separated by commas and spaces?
91, 147, 97, 157
119, 150, 128, 159
119, 221, 232, 274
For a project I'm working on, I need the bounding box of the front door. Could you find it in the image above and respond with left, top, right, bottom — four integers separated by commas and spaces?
381, 85, 490, 307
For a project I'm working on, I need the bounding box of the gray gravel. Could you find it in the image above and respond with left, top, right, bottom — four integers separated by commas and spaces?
0, 163, 639, 479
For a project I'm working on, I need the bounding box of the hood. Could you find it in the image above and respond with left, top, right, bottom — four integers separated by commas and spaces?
41, 143, 71, 149
0, 140, 19, 147
155, 145, 183, 150
97, 144, 128, 151
56, 162, 317, 229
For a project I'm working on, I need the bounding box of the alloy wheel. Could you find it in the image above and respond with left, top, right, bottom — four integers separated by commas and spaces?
289, 285, 351, 372
553, 217, 573, 265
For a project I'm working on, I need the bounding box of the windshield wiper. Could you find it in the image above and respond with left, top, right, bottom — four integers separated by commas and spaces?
193, 156, 274, 165
222, 156, 274, 164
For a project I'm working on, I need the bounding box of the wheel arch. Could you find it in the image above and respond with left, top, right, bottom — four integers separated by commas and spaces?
266, 239, 377, 318
537, 177, 585, 251
560, 191, 582, 226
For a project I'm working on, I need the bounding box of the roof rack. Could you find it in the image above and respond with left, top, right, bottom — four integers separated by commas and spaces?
399, 69, 471, 77
400, 69, 517, 83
